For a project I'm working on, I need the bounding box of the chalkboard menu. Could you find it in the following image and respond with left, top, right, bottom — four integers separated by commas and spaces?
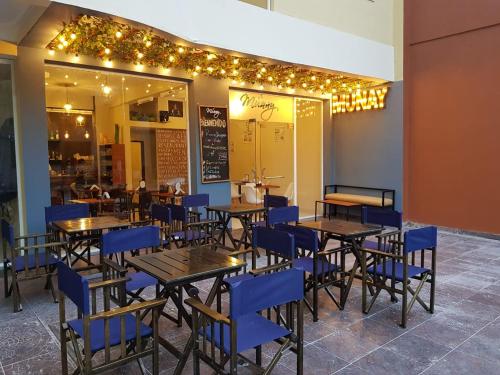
198, 105, 230, 183
156, 129, 189, 190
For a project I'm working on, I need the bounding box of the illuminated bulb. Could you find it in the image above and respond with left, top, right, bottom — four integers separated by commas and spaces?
64, 74, 69, 79
102, 85, 112, 95
125, 87, 129, 90
146, 89, 149, 93
62, 40, 68, 47
137, 52, 144, 59
48, 49, 55, 56
73, 82, 77, 86
64, 131, 69, 139
311, 76, 316, 81
195, 66, 201, 71
232, 69, 239, 75
104, 60, 113, 68
290, 73, 295, 78
45, 82, 48, 86
58, 36, 65, 42
57, 44, 64, 50
163, 68, 171, 74
145, 40, 152, 48
178, 47, 184, 53
147, 83, 151, 87
136, 63, 144, 71
104, 48, 111, 55
231, 80, 237, 85
342, 83, 347, 88
95, 75, 99, 79
192, 71, 199, 77
320, 85, 324, 90
240, 81, 245, 86
286, 78, 291, 84
302, 83, 307, 88
76, 115, 84, 124
267, 76, 273, 82
257, 73, 262, 79
261, 67, 266, 73
207, 67, 214, 73
332, 88, 337, 93
308, 89, 314, 93
84, 130, 90, 139
169, 55, 175, 62
72, 55, 80, 63
220, 69, 226, 74
207, 53, 216, 60
326, 79, 331, 84
115, 31, 122, 38
70, 33, 76, 40
122, 77, 125, 81
258, 85, 264, 90
233, 58, 239, 65
278, 84, 282, 89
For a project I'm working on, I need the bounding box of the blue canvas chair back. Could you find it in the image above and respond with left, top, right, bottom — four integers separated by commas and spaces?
151, 204, 171, 224
253, 226, 295, 259
274, 224, 318, 252
57, 261, 90, 315
45, 204, 90, 225
167, 204, 188, 223
102, 226, 160, 256
362, 207, 402, 229
181, 194, 209, 208
230, 268, 303, 319
264, 195, 288, 208
267, 206, 299, 226
404, 226, 437, 254
1, 219, 14, 247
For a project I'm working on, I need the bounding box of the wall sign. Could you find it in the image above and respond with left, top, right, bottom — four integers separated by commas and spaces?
156, 129, 189, 190
332, 87, 388, 114
229, 90, 293, 123
239, 93, 278, 121
199, 105, 230, 183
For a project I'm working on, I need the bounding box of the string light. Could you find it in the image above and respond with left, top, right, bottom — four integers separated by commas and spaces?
115, 31, 122, 38
178, 47, 185, 53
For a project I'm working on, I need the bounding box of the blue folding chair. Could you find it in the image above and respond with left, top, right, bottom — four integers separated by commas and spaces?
276, 224, 349, 321
361, 206, 402, 251
57, 261, 165, 375
186, 267, 305, 374
167, 203, 218, 248
150, 204, 172, 249
45, 204, 93, 266
1, 219, 64, 312
101, 226, 161, 306
181, 193, 209, 222
267, 205, 299, 227
252, 194, 289, 227
361, 226, 437, 328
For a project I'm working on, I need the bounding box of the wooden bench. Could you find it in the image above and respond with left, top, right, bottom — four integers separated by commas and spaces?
323, 185, 396, 216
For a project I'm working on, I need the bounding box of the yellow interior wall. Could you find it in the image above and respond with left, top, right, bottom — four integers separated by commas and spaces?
296, 100, 323, 217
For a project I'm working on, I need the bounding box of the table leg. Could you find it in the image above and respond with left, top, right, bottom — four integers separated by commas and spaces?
314, 201, 318, 222
339, 237, 365, 308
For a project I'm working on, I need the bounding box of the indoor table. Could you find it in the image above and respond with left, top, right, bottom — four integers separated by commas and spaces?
127, 246, 245, 375
52, 216, 129, 267
206, 204, 266, 250
296, 220, 382, 308
68, 198, 116, 216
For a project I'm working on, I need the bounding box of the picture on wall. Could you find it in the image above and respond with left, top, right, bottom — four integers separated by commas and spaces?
168, 100, 184, 117
159, 110, 170, 123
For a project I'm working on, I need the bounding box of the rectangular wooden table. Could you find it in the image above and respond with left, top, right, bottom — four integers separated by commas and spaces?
315, 199, 360, 221
53, 216, 130, 267
68, 198, 116, 216
296, 220, 382, 308
127, 246, 245, 375
206, 204, 267, 250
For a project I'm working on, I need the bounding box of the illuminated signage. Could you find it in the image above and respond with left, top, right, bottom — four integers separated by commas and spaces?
239, 93, 279, 121
332, 87, 388, 114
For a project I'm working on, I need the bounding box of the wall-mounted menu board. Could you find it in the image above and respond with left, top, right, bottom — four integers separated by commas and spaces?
156, 129, 189, 190
198, 105, 229, 183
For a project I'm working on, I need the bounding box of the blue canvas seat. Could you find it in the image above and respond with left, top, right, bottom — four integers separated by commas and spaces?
361, 226, 437, 328
362, 207, 402, 253
68, 314, 153, 353
251, 195, 289, 227
187, 268, 305, 374
292, 257, 339, 275
13, 253, 59, 272
57, 262, 165, 374
223, 272, 254, 287
167, 204, 217, 247
363, 239, 391, 251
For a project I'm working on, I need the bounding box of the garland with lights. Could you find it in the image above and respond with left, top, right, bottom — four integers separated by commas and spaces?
47, 15, 385, 96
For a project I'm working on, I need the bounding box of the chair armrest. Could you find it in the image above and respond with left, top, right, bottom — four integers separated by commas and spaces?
249, 261, 292, 275
186, 219, 220, 227
375, 230, 401, 240
15, 232, 53, 240
225, 248, 256, 258
15, 241, 67, 252
90, 299, 166, 320
103, 258, 128, 274
359, 247, 403, 259
318, 245, 351, 257
88, 277, 130, 290
185, 298, 231, 324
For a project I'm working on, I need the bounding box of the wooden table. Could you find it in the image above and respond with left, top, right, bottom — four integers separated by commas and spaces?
127, 246, 245, 375
315, 199, 360, 221
68, 198, 116, 216
297, 220, 382, 308
53, 216, 129, 267
233, 181, 280, 196
206, 204, 267, 250
150, 191, 184, 204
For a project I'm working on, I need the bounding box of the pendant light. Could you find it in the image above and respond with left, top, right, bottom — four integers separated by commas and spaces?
63, 85, 72, 112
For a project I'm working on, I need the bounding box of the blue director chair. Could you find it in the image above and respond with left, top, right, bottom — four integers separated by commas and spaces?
57, 262, 165, 375
149, 204, 172, 249
186, 267, 305, 374
251, 195, 289, 227
361, 226, 437, 328
276, 224, 349, 321
167, 203, 218, 248
361, 206, 403, 251
181, 193, 209, 222
267, 205, 299, 227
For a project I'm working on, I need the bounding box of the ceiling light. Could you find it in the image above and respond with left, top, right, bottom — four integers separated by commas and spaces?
63, 103, 72, 111
64, 130, 70, 139
84, 130, 90, 139
102, 85, 112, 95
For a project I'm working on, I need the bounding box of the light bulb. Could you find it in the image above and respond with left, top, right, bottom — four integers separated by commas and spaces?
137, 52, 144, 59
102, 86, 112, 95
76, 115, 84, 124
169, 55, 175, 62
178, 47, 184, 53
104, 48, 111, 55
48, 49, 55, 56
70, 33, 76, 40
63, 103, 72, 111
233, 58, 239, 65
84, 130, 90, 139
145, 40, 152, 48
64, 131, 69, 139
115, 31, 122, 38
220, 69, 226, 75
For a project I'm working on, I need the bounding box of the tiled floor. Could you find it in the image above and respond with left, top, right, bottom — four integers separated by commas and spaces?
0, 226, 499, 374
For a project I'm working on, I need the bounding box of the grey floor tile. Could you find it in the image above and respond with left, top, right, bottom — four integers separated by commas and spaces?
410, 317, 475, 349
353, 347, 424, 375
423, 349, 500, 375
333, 364, 370, 374
280, 343, 348, 375
2, 350, 73, 375
314, 328, 380, 362
456, 323, 500, 364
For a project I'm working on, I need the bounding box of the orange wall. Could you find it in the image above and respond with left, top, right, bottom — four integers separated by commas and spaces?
404, 0, 500, 234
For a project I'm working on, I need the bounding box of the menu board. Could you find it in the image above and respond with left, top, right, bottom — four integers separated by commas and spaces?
156, 129, 189, 190
198, 105, 230, 183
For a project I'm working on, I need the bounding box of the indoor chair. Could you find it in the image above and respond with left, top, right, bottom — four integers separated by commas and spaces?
57, 261, 165, 375
1, 219, 64, 312
361, 206, 402, 252
267, 205, 299, 227
251, 194, 289, 227
361, 226, 437, 328
276, 224, 349, 320
167, 203, 218, 248
181, 193, 209, 222
149, 204, 172, 249
186, 267, 304, 374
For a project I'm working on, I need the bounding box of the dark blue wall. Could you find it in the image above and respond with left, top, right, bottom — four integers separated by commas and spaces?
331, 81, 403, 211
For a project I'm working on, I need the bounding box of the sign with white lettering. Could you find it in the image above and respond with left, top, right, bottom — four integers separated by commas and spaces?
199, 105, 230, 183
332, 87, 388, 114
